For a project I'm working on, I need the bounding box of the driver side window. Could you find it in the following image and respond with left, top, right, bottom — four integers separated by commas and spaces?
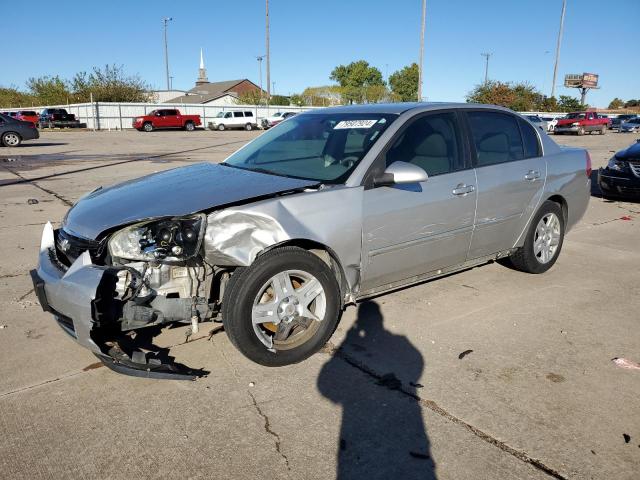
385, 112, 460, 176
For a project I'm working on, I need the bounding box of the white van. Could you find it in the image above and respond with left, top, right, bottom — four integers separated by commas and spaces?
209, 111, 258, 131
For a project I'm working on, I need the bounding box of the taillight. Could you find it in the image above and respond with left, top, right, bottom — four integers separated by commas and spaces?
586, 151, 592, 178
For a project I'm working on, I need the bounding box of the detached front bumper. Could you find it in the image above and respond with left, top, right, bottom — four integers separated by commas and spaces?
31, 223, 203, 380
598, 168, 640, 198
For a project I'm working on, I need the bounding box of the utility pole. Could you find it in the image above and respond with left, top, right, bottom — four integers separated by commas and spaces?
417, 0, 426, 101
256, 55, 265, 103
272, 81, 276, 96
551, 0, 567, 98
265, 0, 271, 100
163, 17, 173, 90
481, 52, 492, 84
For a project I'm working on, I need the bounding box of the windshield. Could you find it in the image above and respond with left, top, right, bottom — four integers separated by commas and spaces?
224, 112, 397, 182
215, 112, 225, 118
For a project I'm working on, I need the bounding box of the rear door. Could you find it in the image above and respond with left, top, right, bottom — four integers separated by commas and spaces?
232, 111, 244, 127
465, 110, 546, 259
164, 109, 180, 127
361, 111, 477, 292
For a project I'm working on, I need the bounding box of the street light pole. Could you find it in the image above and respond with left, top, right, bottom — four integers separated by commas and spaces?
481, 52, 492, 84
163, 17, 173, 91
266, 0, 271, 101
256, 55, 265, 103
417, 0, 426, 101
551, 0, 567, 98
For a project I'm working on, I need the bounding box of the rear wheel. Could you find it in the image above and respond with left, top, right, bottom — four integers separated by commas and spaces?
143, 122, 153, 132
184, 121, 195, 131
217, 123, 225, 131
245, 123, 253, 131
1, 132, 21, 147
222, 247, 341, 366
506, 201, 564, 274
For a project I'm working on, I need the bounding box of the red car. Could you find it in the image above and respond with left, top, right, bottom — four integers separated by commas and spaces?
14, 110, 39, 126
554, 111, 609, 135
132, 109, 201, 132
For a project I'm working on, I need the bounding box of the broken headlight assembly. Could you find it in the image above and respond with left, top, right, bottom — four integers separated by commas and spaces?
108, 214, 206, 262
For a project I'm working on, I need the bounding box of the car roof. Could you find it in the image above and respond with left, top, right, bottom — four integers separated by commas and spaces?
303, 102, 518, 115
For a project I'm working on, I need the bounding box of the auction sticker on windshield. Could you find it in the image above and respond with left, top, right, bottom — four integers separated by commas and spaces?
334, 120, 378, 129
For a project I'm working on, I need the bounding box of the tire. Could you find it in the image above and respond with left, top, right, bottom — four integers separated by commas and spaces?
184, 121, 195, 131
506, 200, 565, 274
143, 122, 153, 132
577, 126, 585, 136
217, 123, 225, 131
1, 132, 22, 147
222, 246, 341, 366
245, 123, 253, 131
600, 125, 606, 135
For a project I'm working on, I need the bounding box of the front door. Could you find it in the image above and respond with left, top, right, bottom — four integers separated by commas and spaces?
361, 111, 477, 292
465, 110, 547, 259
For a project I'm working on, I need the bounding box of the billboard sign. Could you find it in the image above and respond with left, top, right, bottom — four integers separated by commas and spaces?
564, 73, 599, 88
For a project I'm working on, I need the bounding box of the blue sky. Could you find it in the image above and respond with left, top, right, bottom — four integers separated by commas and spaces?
3, 0, 639, 107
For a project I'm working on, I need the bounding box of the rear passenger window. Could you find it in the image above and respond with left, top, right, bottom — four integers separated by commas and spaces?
518, 119, 541, 158
244, 111, 253, 117
467, 111, 524, 166
385, 112, 461, 176
233, 112, 243, 118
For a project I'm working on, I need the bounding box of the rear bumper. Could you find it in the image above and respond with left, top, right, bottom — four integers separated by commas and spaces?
598, 168, 640, 198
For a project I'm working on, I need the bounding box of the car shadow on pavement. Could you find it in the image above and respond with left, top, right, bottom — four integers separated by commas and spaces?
318, 301, 436, 480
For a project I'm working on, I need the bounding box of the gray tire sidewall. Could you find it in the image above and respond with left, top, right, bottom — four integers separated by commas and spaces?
222, 247, 341, 366
2, 132, 21, 147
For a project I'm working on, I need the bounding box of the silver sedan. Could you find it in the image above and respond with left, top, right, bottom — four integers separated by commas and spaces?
32, 103, 591, 377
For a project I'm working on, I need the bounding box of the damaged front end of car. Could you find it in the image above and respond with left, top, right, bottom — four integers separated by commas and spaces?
31, 217, 221, 379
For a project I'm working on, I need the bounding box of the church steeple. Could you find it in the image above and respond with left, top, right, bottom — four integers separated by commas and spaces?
196, 48, 209, 86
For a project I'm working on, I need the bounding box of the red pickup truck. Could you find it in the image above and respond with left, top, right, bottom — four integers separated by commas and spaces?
133, 109, 201, 132
554, 111, 609, 135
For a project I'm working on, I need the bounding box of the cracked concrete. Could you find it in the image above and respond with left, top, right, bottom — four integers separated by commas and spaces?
248, 390, 291, 472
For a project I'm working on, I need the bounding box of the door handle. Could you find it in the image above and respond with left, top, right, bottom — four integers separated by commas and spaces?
452, 184, 475, 196
524, 170, 541, 181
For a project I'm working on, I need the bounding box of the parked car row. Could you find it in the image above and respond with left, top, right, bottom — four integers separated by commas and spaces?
0, 112, 40, 147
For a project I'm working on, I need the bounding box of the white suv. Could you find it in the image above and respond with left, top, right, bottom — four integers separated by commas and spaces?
209, 111, 258, 131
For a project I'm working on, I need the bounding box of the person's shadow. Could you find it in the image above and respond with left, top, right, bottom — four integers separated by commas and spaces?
318, 301, 436, 480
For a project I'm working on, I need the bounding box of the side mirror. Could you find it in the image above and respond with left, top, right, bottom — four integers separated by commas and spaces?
374, 161, 428, 187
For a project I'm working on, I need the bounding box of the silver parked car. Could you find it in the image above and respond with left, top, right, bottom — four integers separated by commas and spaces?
31, 103, 591, 378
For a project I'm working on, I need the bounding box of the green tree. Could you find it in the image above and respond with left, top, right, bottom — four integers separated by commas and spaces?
388, 63, 419, 102
624, 99, 640, 108
289, 94, 305, 106
557, 95, 584, 112
270, 95, 290, 106
238, 90, 264, 105
25, 75, 70, 105
608, 98, 624, 109
71, 65, 151, 102
0, 86, 35, 108
330, 60, 384, 104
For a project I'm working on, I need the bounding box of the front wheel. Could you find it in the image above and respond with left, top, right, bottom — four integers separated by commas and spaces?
217, 123, 225, 131
577, 126, 585, 136
1, 132, 21, 147
222, 247, 341, 366
600, 125, 606, 135
143, 122, 153, 132
506, 201, 564, 274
